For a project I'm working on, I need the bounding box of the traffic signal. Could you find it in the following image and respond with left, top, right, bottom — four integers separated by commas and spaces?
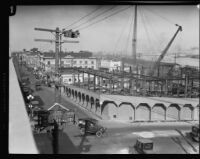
63, 29, 80, 38
71, 30, 80, 38
63, 29, 72, 37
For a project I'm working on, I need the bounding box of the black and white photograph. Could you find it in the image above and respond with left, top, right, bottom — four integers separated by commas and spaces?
9, 3, 199, 154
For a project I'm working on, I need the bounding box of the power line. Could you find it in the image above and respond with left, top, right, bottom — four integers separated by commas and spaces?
112, 7, 133, 55
124, 6, 134, 56
139, 8, 156, 53
79, 6, 132, 31
71, 5, 117, 30
143, 6, 175, 25
141, 8, 161, 52
63, 6, 103, 31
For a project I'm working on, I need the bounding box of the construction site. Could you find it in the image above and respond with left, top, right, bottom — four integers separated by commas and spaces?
9, 4, 199, 154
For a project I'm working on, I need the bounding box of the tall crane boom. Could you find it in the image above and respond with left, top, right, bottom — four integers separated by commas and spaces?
149, 24, 182, 77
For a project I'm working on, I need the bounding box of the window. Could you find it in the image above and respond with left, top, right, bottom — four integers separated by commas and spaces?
69, 78, 71, 82
113, 115, 116, 118
91, 66, 94, 69
85, 61, 88, 64
143, 143, 153, 150
61, 61, 64, 64
73, 61, 76, 64
47, 61, 51, 65
91, 61, 94, 64
85, 66, 87, 68
80, 61, 82, 64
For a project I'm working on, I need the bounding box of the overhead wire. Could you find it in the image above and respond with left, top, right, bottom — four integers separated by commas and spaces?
112, 6, 133, 56
63, 6, 103, 31
139, 7, 156, 55
141, 8, 161, 53
143, 6, 175, 25
78, 5, 132, 31
124, 6, 135, 57
71, 5, 117, 30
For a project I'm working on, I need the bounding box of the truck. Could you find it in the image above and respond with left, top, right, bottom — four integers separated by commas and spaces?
129, 138, 155, 154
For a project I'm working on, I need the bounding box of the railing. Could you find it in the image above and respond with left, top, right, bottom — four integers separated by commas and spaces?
9, 59, 38, 154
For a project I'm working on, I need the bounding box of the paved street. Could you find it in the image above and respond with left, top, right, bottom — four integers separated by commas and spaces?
18, 63, 199, 154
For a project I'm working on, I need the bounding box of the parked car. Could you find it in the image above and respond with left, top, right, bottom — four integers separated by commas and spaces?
129, 138, 155, 154
78, 118, 107, 137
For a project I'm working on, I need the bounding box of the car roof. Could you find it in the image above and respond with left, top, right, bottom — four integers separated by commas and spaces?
137, 138, 153, 144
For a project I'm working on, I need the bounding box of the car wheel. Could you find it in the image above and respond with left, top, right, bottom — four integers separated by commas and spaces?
96, 130, 103, 137
80, 128, 85, 135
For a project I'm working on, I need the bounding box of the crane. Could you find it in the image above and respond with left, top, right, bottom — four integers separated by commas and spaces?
149, 24, 182, 77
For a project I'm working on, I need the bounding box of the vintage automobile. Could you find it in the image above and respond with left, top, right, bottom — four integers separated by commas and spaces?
129, 138, 155, 154
78, 118, 107, 137
190, 124, 199, 142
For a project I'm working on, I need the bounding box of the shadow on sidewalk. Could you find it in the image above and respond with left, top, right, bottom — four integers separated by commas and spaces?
59, 131, 91, 154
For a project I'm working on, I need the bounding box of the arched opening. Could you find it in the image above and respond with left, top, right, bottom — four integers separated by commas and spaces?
65, 87, 68, 94
90, 97, 95, 111
72, 90, 74, 99
151, 103, 166, 121
101, 101, 118, 120
82, 93, 85, 105
68, 88, 71, 97
135, 103, 151, 121
75, 91, 78, 101
95, 99, 100, 113
86, 95, 90, 107
78, 92, 81, 103
166, 103, 180, 121
180, 104, 193, 120
118, 102, 135, 121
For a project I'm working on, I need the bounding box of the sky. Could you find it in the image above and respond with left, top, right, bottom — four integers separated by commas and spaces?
9, 5, 199, 56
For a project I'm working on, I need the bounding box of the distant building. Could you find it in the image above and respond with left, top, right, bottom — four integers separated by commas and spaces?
22, 50, 98, 72
100, 59, 122, 72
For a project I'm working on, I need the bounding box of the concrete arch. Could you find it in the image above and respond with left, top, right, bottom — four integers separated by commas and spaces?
78, 92, 81, 103
151, 103, 166, 121
118, 102, 135, 121
68, 88, 71, 97
95, 99, 100, 114
193, 105, 199, 120
101, 100, 118, 120
72, 90, 74, 99
75, 91, 78, 101
180, 104, 193, 121
86, 95, 90, 107
66, 87, 69, 92
90, 97, 95, 111
166, 104, 180, 121
135, 103, 151, 121
82, 93, 85, 105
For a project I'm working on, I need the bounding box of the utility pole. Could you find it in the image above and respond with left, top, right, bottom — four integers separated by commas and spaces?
132, 5, 137, 66
132, 5, 138, 94
34, 27, 79, 103
34, 27, 79, 154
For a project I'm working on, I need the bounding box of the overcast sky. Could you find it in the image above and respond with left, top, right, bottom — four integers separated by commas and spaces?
9, 5, 199, 56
